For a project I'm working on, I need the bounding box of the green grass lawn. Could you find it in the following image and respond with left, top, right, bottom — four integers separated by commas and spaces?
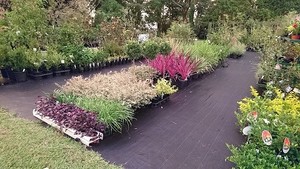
0, 108, 120, 169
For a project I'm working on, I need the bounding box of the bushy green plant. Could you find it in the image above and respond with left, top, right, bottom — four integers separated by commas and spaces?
167, 22, 195, 43
45, 48, 70, 70
181, 41, 230, 73
94, 50, 109, 63
54, 92, 134, 133
7, 46, 30, 72
155, 79, 178, 98
125, 41, 142, 60
103, 41, 124, 57
228, 87, 300, 168
229, 42, 246, 56
142, 40, 160, 59
159, 41, 172, 55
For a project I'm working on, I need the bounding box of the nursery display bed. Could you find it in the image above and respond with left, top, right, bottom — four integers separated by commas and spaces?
33, 109, 103, 146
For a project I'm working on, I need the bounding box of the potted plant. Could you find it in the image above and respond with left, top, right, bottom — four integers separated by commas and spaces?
6, 47, 29, 82
48, 49, 71, 76
174, 54, 198, 89
152, 78, 178, 106
125, 40, 143, 61
287, 19, 300, 40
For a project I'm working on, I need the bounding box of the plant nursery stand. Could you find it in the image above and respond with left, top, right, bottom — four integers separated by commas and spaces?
33, 109, 103, 146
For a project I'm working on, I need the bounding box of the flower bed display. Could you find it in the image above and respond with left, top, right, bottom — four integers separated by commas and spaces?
228, 86, 300, 168
34, 65, 180, 142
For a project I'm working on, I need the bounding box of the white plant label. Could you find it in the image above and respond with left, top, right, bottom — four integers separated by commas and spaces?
242, 126, 252, 136
293, 88, 300, 94
285, 86, 293, 93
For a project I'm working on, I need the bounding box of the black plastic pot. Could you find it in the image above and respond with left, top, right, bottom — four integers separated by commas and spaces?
11, 71, 27, 82
151, 94, 170, 107
176, 78, 189, 89
28, 71, 53, 80
0, 68, 10, 78
190, 72, 200, 80
53, 69, 70, 76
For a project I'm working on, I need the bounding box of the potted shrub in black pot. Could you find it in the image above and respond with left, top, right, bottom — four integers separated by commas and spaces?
152, 78, 178, 107
174, 55, 198, 89
48, 49, 71, 76
7, 47, 29, 82
125, 40, 143, 62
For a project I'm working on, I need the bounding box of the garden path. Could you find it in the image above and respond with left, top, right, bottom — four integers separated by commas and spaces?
93, 52, 259, 169
0, 52, 259, 169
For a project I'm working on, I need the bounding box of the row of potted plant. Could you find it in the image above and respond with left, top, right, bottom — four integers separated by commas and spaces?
0, 45, 133, 83
228, 86, 300, 168
125, 39, 172, 60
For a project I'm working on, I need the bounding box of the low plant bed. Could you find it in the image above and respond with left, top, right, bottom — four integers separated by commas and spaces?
34, 97, 106, 146
33, 109, 103, 146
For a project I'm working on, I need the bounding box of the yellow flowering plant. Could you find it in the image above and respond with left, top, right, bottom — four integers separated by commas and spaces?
155, 78, 178, 98
229, 86, 300, 168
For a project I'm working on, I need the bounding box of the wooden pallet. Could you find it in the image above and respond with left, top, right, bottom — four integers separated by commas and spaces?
33, 109, 103, 146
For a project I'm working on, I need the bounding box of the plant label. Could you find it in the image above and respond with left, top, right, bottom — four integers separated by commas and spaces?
293, 88, 300, 94
283, 138, 291, 154
138, 34, 149, 42
262, 130, 272, 145
285, 86, 293, 93
275, 64, 281, 70
247, 111, 258, 121
242, 126, 252, 136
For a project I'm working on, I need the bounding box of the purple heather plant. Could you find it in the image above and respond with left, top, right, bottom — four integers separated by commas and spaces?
35, 96, 105, 137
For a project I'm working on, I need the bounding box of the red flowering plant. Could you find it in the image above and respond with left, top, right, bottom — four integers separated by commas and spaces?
174, 53, 198, 81
148, 52, 199, 81
148, 54, 167, 77
287, 16, 300, 35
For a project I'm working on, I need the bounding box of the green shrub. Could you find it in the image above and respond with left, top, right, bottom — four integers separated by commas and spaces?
54, 92, 134, 133
95, 50, 109, 63
159, 41, 172, 55
167, 22, 195, 43
228, 42, 246, 56
125, 41, 142, 60
7, 46, 30, 72
103, 41, 124, 57
182, 41, 230, 73
143, 40, 160, 59
228, 87, 300, 168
